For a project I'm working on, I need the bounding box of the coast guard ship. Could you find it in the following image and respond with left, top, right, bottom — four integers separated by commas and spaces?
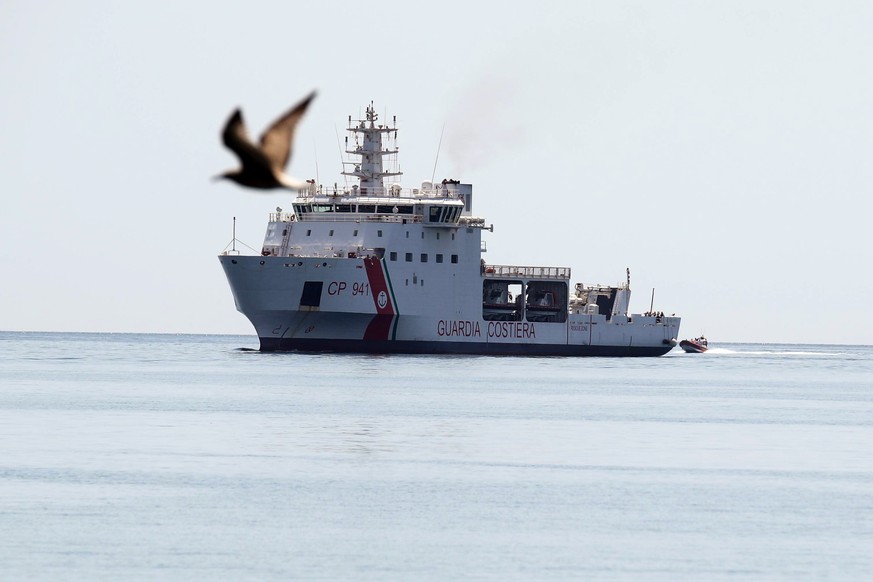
219, 103, 680, 355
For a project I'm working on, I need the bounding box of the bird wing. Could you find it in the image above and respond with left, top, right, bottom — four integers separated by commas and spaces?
222, 109, 272, 173
259, 91, 316, 170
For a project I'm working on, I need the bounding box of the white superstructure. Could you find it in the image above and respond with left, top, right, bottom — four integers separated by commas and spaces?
219, 103, 680, 355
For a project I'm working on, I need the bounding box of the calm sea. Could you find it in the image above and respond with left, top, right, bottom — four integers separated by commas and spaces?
1, 331, 872, 580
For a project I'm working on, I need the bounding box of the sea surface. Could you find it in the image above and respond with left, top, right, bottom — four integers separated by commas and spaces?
1, 331, 872, 580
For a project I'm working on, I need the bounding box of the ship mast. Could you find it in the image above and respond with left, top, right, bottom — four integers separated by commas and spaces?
341, 102, 401, 196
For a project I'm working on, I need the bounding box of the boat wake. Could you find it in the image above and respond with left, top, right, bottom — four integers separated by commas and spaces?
741, 350, 837, 356
697, 347, 845, 357
702, 347, 735, 354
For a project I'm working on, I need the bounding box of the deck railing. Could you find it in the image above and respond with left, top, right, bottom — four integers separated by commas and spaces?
269, 212, 423, 224
483, 265, 571, 280
296, 185, 460, 199
268, 212, 491, 228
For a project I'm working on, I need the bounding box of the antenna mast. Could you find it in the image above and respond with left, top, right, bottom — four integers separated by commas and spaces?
431, 123, 445, 184
341, 102, 401, 194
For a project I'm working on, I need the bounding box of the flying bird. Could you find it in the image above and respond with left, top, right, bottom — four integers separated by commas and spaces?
216, 91, 316, 190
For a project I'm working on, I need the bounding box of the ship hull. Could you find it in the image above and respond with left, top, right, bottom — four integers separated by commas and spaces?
258, 336, 673, 356
220, 255, 679, 357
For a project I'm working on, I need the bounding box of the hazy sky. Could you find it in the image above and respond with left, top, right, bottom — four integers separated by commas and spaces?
2, 1, 872, 344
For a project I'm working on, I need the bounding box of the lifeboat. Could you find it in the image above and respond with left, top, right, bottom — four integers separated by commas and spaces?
679, 336, 708, 353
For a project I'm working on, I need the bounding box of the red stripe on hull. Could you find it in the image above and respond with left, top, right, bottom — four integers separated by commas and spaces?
363, 257, 396, 341
363, 314, 395, 341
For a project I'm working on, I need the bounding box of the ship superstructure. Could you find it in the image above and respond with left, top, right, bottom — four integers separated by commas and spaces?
219, 103, 680, 355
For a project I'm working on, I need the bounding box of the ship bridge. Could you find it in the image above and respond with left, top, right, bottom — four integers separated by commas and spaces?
281, 182, 486, 229
279, 102, 482, 228
257, 101, 489, 260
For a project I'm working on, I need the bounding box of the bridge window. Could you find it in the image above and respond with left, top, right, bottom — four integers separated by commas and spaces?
420, 253, 428, 263
389, 252, 397, 261
436, 254, 444, 263
405, 253, 413, 262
